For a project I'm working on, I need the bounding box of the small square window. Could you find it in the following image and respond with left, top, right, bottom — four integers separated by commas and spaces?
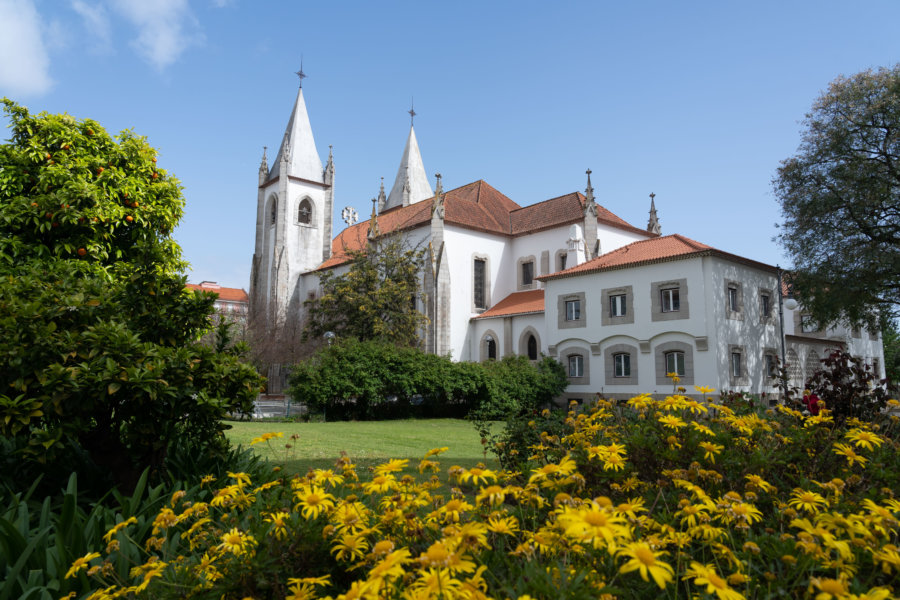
661, 288, 680, 313
565, 299, 581, 321
610, 294, 627, 317
731, 352, 742, 378
613, 353, 630, 378
522, 261, 534, 286
568, 355, 584, 378
800, 315, 817, 333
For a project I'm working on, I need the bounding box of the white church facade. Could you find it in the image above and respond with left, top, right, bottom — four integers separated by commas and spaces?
249, 78, 885, 400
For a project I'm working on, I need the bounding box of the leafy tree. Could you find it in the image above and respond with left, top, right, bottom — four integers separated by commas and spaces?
0, 100, 263, 493
303, 235, 428, 347
803, 350, 890, 422
773, 65, 900, 329
882, 319, 900, 389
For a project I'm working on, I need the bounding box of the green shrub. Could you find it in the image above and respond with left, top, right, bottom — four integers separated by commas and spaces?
804, 349, 890, 421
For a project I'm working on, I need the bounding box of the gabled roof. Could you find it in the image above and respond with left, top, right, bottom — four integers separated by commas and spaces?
384, 126, 433, 210
319, 180, 651, 270
538, 234, 777, 281
187, 282, 249, 303
473, 289, 545, 319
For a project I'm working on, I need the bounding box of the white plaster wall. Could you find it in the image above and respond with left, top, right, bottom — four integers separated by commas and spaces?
509, 227, 574, 280
284, 179, 327, 282
595, 222, 649, 255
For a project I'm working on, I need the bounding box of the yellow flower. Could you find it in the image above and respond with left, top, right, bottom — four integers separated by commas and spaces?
459, 466, 498, 486
744, 474, 776, 494
103, 516, 138, 543
695, 386, 716, 395
684, 562, 746, 600
263, 510, 291, 540
809, 575, 849, 600
373, 458, 408, 476
65, 552, 101, 579
475, 484, 506, 507
368, 548, 411, 581
658, 414, 687, 430
845, 428, 884, 451
424, 446, 449, 457
832, 443, 868, 467
294, 485, 336, 520
486, 514, 519, 535
692, 422, 716, 437
557, 501, 631, 550
699, 441, 724, 463
788, 488, 829, 514
249, 431, 283, 445
618, 542, 674, 589
331, 533, 369, 562
218, 527, 256, 556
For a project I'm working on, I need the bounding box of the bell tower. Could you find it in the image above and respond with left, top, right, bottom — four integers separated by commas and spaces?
249, 66, 334, 331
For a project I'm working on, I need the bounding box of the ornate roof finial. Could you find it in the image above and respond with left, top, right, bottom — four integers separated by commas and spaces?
409, 98, 416, 127
295, 56, 307, 87
434, 173, 443, 196
647, 192, 661, 235
260, 146, 268, 167
584, 169, 595, 204
368, 197, 380, 240
377, 177, 386, 212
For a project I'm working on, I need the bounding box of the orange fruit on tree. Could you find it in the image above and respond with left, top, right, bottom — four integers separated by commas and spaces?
77, 248, 86, 256
125, 215, 133, 222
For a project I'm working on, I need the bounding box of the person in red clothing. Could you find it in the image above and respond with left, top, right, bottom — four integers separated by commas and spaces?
802, 389, 822, 415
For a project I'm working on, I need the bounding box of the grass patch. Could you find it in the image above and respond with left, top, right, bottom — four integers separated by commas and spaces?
224, 419, 499, 477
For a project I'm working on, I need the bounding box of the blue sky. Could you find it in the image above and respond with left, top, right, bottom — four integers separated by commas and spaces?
2, 1, 899, 290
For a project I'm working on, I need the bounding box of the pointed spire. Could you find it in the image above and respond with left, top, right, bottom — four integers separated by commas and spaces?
434, 172, 443, 196
584, 169, 594, 203
385, 110, 433, 210
432, 173, 445, 220
268, 69, 324, 182
377, 177, 386, 212
367, 197, 380, 241
647, 192, 661, 235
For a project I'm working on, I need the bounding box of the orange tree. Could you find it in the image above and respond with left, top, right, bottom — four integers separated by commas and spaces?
0, 100, 262, 494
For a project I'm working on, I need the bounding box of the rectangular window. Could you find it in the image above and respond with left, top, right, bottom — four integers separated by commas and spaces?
760, 294, 771, 317
610, 294, 627, 317
728, 287, 739, 312
568, 355, 584, 378
800, 315, 817, 333
661, 288, 680, 313
522, 261, 534, 286
559, 254, 567, 271
731, 352, 742, 378
765, 354, 778, 378
565, 299, 581, 321
473, 259, 486, 309
614, 353, 630, 378
665, 351, 685, 376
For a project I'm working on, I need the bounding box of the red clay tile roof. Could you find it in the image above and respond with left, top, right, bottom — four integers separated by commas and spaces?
538, 234, 777, 281
319, 180, 651, 270
473, 289, 545, 319
187, 282, 249, 302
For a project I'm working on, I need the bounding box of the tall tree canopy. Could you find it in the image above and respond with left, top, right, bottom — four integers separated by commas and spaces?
303, 236, 428, 347
774, 65, 900, 329
0, 100, 262, 492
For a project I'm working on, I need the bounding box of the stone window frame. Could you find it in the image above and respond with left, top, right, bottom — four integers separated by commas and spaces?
604, 343, 639, 385
654, 340, 695, 385
763, 347, 779, 381
725, 279, 743, 321
729, 344, 749, 385
479, 329, 499, 362
601, 285, 635, 326
799, 313, 820, 334
561, 347, 590, 384
297, 196, 315, 227
651, 279, 689, 322
267, 193, 278, 226
517, 255, 537, 290
557, 292, 586, 329
518, 326, 542, 361
471, 253, 491, 313
758, 288, 774, 325
555, 249, 568, 272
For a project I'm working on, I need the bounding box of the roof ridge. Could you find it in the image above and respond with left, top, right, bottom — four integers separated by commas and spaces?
509, 191, 580, 214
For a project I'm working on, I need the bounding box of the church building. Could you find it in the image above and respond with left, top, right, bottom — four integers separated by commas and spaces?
249, 75, 885, 399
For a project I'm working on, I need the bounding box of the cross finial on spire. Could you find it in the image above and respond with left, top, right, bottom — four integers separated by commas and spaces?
295, 56, 306, 87
650, 192, 656, 202
409, 98, 416, 126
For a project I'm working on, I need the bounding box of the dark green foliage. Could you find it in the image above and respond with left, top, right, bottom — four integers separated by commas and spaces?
303, 236, 427, 347
0, 100, 264, 494
287, 340, 568, 421
773, 65, 900, 329
803, 350, 890, 421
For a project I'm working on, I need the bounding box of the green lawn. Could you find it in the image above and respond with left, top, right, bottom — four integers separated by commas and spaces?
224, 419, 499, 477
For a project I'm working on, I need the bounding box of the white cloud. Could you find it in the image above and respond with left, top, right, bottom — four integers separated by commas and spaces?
0, 0, 53, 97
110, 0, 202, 70
71, 0, 111, 53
